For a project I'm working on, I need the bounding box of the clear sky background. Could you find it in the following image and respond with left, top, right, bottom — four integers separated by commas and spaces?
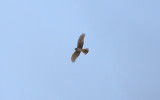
0, 0, 160, 100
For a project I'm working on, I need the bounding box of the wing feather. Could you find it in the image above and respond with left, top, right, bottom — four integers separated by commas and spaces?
71, 51, 80, 62
77, 33, 85, 48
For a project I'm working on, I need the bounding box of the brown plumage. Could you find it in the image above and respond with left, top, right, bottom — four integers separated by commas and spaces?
71, 33, 89, 62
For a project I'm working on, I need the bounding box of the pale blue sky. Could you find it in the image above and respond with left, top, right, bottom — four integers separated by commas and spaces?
0, 0, 160, 100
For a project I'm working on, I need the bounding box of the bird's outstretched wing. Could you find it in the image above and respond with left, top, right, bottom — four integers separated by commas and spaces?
77, 33, 85, 49
71, 51, 80, 62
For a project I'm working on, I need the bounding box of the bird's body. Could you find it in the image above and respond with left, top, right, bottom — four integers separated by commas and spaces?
75, 48, 82, 51
71, 33, 89, 62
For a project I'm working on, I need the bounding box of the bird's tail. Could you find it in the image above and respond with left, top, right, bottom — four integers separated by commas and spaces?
81, 48, 89, 55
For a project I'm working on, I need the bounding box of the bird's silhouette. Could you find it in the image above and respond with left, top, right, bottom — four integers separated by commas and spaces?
71, 33, 89, 62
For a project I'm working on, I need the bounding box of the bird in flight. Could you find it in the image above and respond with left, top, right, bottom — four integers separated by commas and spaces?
71, 33, 89, 62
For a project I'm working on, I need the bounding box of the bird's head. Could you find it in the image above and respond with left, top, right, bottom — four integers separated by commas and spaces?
75, 48, 77, 50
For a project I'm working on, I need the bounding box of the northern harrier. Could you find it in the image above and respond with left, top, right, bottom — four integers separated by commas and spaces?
71, 33, 89, 62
